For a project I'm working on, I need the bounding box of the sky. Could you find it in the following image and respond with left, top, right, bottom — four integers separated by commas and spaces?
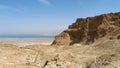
0, 0, 120, 36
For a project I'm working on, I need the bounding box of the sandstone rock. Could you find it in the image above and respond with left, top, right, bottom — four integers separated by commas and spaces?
52, 12, 120, 45
52, 32, 71, 45
117, 35, 120, 40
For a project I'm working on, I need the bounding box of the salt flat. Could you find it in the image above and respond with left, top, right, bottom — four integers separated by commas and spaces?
0, 38, 54, 46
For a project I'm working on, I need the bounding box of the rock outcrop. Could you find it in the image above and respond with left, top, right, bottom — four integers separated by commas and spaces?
52, 12, 120, 45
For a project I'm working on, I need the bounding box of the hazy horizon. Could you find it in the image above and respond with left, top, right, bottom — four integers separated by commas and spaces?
0, 34, 54, 38
0, 0, 120, 35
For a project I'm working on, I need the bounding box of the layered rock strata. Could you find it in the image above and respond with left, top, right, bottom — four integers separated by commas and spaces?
52, 12, 120, 45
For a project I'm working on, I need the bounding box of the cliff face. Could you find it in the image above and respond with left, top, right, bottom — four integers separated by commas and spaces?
52, 12, 120, 45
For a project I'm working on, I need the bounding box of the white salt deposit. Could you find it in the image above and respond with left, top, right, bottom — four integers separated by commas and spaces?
0, 38, 54, 46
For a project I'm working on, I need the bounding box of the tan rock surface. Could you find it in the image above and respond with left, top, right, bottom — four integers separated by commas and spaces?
0, 28, 120, 68
52, 12, 120, 45
0, 35, 120, 68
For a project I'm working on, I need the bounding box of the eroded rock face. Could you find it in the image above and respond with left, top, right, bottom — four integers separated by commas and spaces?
52, 12, 120, 45
52, 32, 71, 45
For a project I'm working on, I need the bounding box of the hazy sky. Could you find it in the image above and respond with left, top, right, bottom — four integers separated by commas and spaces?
0, 0, 120, 35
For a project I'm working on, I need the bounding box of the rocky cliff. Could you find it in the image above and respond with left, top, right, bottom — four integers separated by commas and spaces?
52, 12, 120, 45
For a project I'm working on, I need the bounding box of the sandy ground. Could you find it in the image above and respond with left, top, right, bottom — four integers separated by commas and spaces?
0, 37, 120, 68
0, 38, 54, 46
